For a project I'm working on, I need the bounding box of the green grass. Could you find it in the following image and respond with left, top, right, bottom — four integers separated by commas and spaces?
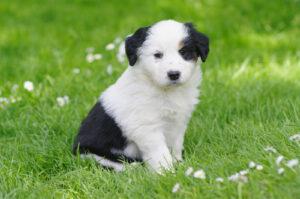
1, 0, 300, 198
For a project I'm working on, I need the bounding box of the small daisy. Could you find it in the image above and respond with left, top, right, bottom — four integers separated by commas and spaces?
264, 146, 277, 153
256, 165, 263, 170
228, 173, 248, 183
12, 84, 19, 91
249, 161, 256, 168
86, 54, 94, 63
278, 168, 284, 174
128, 178, 132, 183
86, 47, 94, 53
117, 42, 126, 63
286, 159, 298, 168
216, 177, 224, 182
94, 53, 102, 60
185, 167, 193, 176
106, 43, 115, 50
114, 37, 122, 44
172, 183, 180, 193
276, 155, 284, 165
289, 134, 300, 141
73, 68, 80, 74
10, 98, 16, 103
228, 173, 238, 181
56, 97, 65, 107
193, 169, 206, 179
64, 96, 70, 104
107, 65, 113, 75
239, 169, 249, 175
17, 97, 22, 101
24, 81, 34, 92
0, 97, 9, 105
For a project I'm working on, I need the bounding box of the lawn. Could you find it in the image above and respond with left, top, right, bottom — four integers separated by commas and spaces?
0, 0, 300, 198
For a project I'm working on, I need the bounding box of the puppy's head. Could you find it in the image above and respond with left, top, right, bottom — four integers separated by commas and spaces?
125, 20, 209, 86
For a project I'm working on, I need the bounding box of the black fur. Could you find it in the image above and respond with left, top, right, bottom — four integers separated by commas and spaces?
73, 101, 140, 163
182, 23, 209, 62
125, 26, 151, 66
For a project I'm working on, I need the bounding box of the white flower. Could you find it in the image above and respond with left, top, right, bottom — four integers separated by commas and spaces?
228, 173, 248, 183
228, 173, 239, 181
86, 47, 94, 53
264, 146, 277, 153
86, 54, 94, 63
105, 43, 115, 50
256, 165, 263, 170
10, 97, 16, 103
114, 37, 122, 44
107, 65, 113, 75
12, 84, 19, 91
193, 169, 206, 179
289, 134, 300, 141
128, 178, 132, 183
73, 68, 80, 74
64, 96, 69, 104
276, 155, 284, 165
56, 97, 65, 107
278, 168, 284, 174
17, 97, 22, 101
239, 169, 249, 175
94, 53, 102, 60
24, 81, 34, 92
249, 161, 256, 168
185, 167, 193, 176
116, 41, 126, 63
286, 159, 298, 168
172, 183, 180, 193
0, 97, 9, 105
216, 177, 224, 182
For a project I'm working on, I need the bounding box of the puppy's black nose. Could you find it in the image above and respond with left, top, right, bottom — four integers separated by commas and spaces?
167, 71, 181, 81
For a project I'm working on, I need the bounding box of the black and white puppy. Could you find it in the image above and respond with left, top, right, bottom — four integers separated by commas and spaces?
73, 20, 209, 174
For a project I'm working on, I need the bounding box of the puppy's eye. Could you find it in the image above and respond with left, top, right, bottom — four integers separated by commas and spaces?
154, 52, 163, 59
179, 48, 185, 55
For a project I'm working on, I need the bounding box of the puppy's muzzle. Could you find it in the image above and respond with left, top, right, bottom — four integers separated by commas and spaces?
167, 71, 181, 81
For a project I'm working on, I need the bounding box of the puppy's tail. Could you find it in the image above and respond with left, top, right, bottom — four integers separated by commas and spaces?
80, 153, 126, 172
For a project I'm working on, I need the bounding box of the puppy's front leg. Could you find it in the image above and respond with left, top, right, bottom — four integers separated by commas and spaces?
132, 131, 173, 174
171, 134, 184, 162
167, 124, 186, 162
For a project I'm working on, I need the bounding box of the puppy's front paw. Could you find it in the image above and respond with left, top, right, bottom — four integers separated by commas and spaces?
174, 155, 183, 163
173, 150, 183, 163
147, 154, 174, 174
158, 159, 174, 174
154, 164, 174, 175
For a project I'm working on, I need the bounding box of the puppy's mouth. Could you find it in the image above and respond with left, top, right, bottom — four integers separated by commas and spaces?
168, 80, 181, 86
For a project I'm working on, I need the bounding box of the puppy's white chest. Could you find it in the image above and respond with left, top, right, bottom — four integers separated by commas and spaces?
162, 105, 178, 120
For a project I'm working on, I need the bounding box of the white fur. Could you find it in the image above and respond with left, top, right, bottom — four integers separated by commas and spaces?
80, 154, 125, 172
101, 20, 202, 174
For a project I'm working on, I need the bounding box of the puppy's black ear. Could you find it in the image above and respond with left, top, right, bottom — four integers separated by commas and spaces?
185, 23, 209, 62
125, 26, 150, 66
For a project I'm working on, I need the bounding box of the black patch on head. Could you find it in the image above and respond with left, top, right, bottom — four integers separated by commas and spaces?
125, 26, 151, 66
73, 101, 141, 163
181, 23, 209, 62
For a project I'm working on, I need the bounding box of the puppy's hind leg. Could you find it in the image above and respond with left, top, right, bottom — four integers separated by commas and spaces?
80, 153, 125, 172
